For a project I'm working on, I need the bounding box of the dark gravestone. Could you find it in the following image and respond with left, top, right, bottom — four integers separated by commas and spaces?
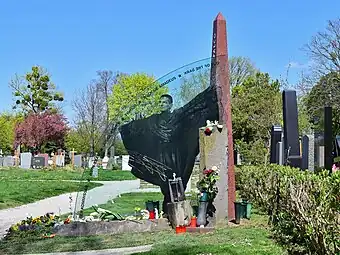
32, 157, 45, 169
120, 87, 218, 213
324, 106, 333, 172
282, 90, 301, 168
270, 125, 282, 164
301, 135, 309, 170
334, 135, 340, 157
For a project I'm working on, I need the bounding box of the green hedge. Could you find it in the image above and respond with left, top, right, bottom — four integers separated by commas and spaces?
237, 164, 340, 255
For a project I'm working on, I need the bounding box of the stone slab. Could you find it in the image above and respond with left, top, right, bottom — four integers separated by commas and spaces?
54, 218, 171, 236
199, 125, 228, 224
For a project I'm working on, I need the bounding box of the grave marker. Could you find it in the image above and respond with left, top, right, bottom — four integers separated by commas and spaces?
209, 12, 235, 222
20, 152, 32, 169
282, 90, 301, 167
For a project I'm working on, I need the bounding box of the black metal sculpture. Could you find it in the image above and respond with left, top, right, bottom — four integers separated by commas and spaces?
120, 86, 218, 214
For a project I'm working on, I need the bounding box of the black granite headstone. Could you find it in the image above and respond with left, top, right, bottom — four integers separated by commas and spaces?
324, 106, 333, 172
270, 125, 282, 164
32, 156, 45, 169
282, 90, 301, 168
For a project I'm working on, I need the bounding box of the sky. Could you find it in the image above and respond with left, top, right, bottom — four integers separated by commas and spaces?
0, 0, 339, 119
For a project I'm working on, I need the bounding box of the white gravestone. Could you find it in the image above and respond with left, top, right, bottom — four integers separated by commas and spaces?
3, 156, 15, 167
55, 155, 65, 167
121, 155, 131, 171
20, 152, 32, 169
74, 155, 82, 168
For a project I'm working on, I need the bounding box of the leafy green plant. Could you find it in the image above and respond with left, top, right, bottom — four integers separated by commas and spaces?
238, 164, 340, 255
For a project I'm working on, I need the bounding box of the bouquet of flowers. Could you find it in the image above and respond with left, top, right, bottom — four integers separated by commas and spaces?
197, 166, 220, 201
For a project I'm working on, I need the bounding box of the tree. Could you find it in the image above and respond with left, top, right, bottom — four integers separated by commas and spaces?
229, 56, 258, 88
0, 113, 23, 153
174, 56, 258, 107
72, 82, 105, 156
64, 127, 101, 155
14, 112, 68, 152
174, 69, 210, 108
108, 73, 168, 125
305, 71, 340, 135
303, 18, 340, 76
94, 70, 121, 158
232, 72, 282, 164
114, 140, 128, 156
9, 66, 64, 114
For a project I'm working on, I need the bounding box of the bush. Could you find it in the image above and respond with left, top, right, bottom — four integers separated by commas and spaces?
238, 164, 340, 255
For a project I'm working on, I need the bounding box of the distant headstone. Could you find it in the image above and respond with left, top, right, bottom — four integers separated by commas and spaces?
316, 146, 325, 168
270, 125, 283, 164
74, 155, 82, 168
92, 166, 98, 178
121, 155, 131, 171
32, 156, 45, 169
102, 156, 109, 169
38, 153, 49, 167
282, 90, 301, 168
3, 156, 14, 167
56, 155, 65, 167
0, 157, 3, 167
276, 141, 284, 165
324, 107, 333, 172
106, 157, 115, 170
88, 157, 95, 168
302, 134, 314, 171
20, 152, 32, 169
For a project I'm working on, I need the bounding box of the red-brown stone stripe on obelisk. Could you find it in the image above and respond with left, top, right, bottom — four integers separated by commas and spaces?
210, 12, 236, 221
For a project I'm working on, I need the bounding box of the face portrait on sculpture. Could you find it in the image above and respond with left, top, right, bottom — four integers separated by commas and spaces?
160, 94, 173, 113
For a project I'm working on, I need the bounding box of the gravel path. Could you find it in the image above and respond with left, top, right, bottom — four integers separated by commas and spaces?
0, 180, 148, 238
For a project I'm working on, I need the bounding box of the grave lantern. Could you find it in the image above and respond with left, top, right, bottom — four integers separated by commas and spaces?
168, 173, 185, 203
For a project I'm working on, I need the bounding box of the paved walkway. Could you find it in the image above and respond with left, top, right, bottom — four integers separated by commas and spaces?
0, 180, 147, 238
28, 245, 153, 255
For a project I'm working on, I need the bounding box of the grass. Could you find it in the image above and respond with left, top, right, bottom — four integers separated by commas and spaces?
0, 192, 287, 255
0, 167, 137, 181
82, 192, 164, 217
0, 180, 102, 210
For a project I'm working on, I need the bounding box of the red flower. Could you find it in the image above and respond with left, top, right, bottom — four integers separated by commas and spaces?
204, 127, 212, 136
203, 169, 214, 175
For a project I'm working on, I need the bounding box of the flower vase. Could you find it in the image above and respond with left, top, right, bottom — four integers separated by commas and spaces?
197, 201, 208, 226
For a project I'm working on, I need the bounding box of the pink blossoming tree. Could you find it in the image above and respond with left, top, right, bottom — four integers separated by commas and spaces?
14, 112, 68, 152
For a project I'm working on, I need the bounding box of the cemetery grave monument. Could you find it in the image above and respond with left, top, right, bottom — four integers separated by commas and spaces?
120, 12, 235, 226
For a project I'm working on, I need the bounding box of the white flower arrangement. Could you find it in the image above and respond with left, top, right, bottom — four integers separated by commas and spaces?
203, 120, 223, 135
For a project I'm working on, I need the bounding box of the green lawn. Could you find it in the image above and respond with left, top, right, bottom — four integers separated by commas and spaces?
0, 192, 287, 254
82, 192, 164, 217
0, 180, 102, 210
0, 167, 137, 181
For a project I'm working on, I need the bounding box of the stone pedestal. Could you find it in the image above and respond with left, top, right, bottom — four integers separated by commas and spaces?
198, 125, 228, 225
167, 200, 192, 228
